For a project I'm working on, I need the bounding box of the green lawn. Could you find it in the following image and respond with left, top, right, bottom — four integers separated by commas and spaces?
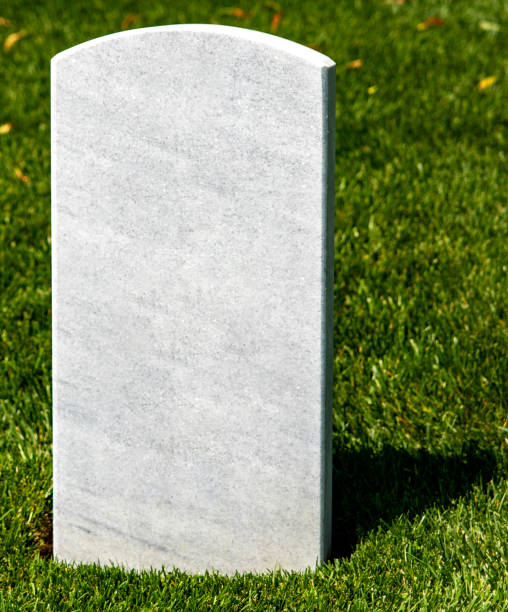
1, 0, 507, 608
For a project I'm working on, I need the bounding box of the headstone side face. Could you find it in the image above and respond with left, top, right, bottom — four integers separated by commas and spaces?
52, 25, 335, 574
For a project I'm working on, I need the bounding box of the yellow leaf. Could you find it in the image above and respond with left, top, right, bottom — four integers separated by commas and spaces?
121, 14, 140, 30
221, 8, 253, 19
0, 17, 11, 27
478, 76, 497, 90
345, 59, 362, 70
271, 12, 282, 32
0, 122, 12, 134
479, 20, 500, 33
367, 86, 377, 95
14, 167, 29, 183
4, 30, 28, 52
417, 17, 445, 31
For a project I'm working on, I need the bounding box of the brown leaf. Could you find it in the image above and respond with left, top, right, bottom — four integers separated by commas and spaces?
121, 14, 140, 30
0, 122, 12, 134
478, 75, 497, 90
417, 17, 445, 31
345, 59, 362, 70
307, 43, 326, 51
4, 30, 28, 51
271, 12, 282, 31
0, 17, 11, 27
14, 167, 29, 183
221, 8, 253, 19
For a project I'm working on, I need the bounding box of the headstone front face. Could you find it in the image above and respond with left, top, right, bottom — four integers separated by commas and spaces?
52, 24, 335, 574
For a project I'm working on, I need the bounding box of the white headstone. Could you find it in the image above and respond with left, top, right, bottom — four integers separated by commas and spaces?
52, 24, 335, 574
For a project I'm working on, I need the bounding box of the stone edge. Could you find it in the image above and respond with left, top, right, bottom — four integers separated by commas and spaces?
50, 24, 336, 69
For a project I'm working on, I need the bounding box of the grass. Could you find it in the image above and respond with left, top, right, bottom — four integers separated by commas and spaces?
0, 0, 506, 608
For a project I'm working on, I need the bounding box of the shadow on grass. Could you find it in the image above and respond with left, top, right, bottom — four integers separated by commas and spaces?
35, 443, 498, 563
331, 442, 499, 560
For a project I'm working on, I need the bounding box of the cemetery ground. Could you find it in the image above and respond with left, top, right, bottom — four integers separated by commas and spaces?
0, 0, 506, 608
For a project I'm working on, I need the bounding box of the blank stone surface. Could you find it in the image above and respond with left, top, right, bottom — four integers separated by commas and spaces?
52, 24, 335, 574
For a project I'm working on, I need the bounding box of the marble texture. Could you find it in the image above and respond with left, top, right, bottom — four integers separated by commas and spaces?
52, 24, 335, 574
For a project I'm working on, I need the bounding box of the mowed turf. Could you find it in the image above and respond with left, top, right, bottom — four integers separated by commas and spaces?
0, 0, 506, 609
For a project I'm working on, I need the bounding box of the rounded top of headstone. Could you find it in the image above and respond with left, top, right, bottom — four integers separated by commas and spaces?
51, 24, 335, 70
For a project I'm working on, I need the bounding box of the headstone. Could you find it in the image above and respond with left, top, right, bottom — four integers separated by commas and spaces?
52, 24, 335, 574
